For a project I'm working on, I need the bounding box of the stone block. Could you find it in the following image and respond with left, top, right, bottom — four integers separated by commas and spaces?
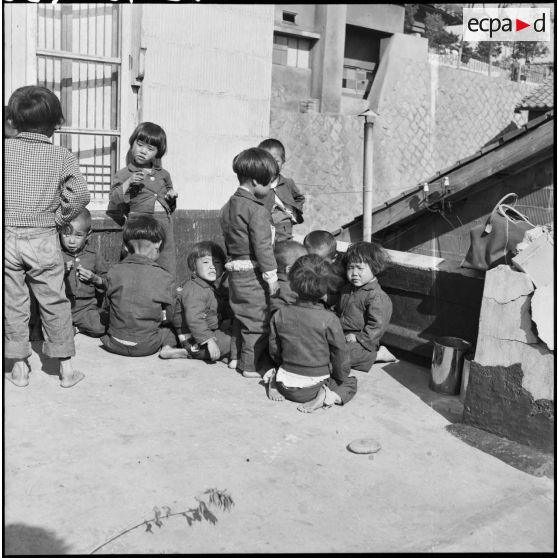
512, 232, 554, 289
531, 285, 555, 351
481, 265, 533, 303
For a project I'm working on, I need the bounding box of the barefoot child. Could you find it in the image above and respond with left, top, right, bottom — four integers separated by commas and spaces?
4, 86, 90, 388
220, 148, 279, 378
268, 254, 357, 412
269, 240, 307, 315
161, 241, 233, 362
337, 241, 395, 372
258, 139, 305, 243
60, 208, 108, 337
109, 122, 178, 285
101, 216, 175, 357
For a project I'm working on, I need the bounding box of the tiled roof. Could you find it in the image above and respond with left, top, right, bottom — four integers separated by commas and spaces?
515, 78, 554, 111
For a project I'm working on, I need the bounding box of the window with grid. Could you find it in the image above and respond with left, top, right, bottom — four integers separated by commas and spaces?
36, 4, 121, 201
272, 34, 310, 69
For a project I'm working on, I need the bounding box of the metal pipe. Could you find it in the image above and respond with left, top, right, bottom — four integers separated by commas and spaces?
362, 119, 374, 242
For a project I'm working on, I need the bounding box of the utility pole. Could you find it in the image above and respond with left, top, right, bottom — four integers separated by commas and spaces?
359, 109, 379, 242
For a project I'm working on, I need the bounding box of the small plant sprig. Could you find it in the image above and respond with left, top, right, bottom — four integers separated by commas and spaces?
89, 488, 234, 554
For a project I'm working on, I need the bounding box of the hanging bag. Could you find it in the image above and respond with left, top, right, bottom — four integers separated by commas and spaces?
461, 193, 534, 271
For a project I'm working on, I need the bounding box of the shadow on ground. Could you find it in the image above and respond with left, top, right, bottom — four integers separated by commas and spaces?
382, 348, 464, 423
4, 523, 70, 555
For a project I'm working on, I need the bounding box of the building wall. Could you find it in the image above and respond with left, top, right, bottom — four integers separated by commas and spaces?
138, 4, 275, 211
345, 4, 404, 34
271, 65, 312, 112
274, 4, 316, 30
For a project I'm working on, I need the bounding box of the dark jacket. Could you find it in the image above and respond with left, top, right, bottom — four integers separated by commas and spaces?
264, 174, 305, 225
109, 161, 175, 218
269, 271, 297, 315
269, 300, 350, 380
106, 254, 173, 343
173, 274, 231, 344
337, 278, 392, 351
62, 244, 108, 303
220, 187, 276, 272
325, 255, 347, 310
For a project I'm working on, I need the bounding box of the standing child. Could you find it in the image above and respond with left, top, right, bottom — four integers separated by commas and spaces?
101, 216, 175, 357
258, 139, 305, 243
109, 122, 178, 285
337, 241, 395, 372
268, 254, 357, 412
4, 85, 90, 388
161, 241, 233, 363
60, 208, 108, 337
269, 240, 307, 315
220, 147, 279, 378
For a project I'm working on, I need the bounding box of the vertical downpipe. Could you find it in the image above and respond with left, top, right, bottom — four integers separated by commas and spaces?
362, 120, 374, 242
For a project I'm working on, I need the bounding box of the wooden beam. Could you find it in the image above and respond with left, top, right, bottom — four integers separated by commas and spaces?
370, 119, 554, 234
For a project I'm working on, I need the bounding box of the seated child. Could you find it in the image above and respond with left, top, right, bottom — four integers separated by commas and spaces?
161, 241, 233, 362
101, 215, 175, 357
336, 241, 396, 372
267, 254, 357, 413
60, 208, 108, 337
259, 139, 305, 243
303, 230, 346, 309
269, 240, 307, 315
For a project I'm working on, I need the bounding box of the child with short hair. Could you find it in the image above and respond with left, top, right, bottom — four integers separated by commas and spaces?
220, 147, 279, 378
268, 254, 357, 412
258, 138, 305, 243
109, 122, 178, 284
304, 230, 346, 309
270, 240, 307, 315
4, 85, 90, 388
337, 241, 395, 372
101, 215, 175, 357
60, 208, 108, 337
161, 241, 233, 362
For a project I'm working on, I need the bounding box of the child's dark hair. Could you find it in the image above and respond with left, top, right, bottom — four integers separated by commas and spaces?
129, 122, 167, 158
345, 241, 390, 276
303, 230, 337, 260
288, 254, 331, 302
7, 86, 64, 137
123, 215, 166, 250
187, 241, 226, 273
257, 138, 286, 162
274, 240, 307, 272
232, 147, 278, 186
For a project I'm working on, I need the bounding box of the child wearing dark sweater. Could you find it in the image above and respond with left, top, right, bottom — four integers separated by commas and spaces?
337, 241, 395, 372
101, 216, 175, 357
60, 208, 108, 337
161, 241, 233, 363
268, 254, 357, 413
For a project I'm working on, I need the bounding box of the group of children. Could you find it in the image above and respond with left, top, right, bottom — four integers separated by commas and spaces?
4, 85, 394, 414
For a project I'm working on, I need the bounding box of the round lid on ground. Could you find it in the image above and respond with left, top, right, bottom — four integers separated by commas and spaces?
347, 438, 381, 454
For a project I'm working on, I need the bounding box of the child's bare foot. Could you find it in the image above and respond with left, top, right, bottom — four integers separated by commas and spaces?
266, 375, 284, 402
376, 345, 397, 363
5, 360, 29, 387
297, 386, 327, 413
159, 345, 190, 359
228, 359, 238, 369
59, 358, 85, 388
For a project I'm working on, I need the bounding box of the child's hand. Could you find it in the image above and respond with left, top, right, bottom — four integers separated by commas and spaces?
65, 260, 74, 272
206, 338, 221, 361
268, 280, 279, 296
165, 188, 178, 200
77, 266, 102, 286
130, 170, 146, 185
345, 333, 357, 343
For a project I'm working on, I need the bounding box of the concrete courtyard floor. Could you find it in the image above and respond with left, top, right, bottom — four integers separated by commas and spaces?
4, 334, 555, 554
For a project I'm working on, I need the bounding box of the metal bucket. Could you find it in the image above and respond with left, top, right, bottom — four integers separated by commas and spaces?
430, 337, 472, 395
459, 355, 473, 403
